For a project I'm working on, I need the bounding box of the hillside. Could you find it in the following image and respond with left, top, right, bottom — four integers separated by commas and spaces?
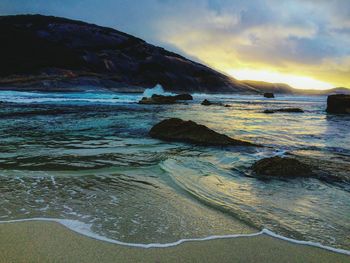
242, 80, 295, 94
0, 14, 258, 93
242, 81, 349, 95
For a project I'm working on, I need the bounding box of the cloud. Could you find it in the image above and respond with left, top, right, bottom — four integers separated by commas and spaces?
1, 0, 349, 88
152, 0, 350, 87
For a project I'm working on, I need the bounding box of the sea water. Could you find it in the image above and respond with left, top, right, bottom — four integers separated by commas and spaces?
0, 90, 349, 250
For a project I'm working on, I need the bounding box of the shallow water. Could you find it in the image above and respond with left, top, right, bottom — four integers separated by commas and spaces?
0, 90, 349, 249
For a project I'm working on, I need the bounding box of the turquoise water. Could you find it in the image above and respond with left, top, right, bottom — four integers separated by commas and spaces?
0, 90, 349, 249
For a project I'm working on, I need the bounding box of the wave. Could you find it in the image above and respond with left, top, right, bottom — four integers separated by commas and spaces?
0, 90, 141, 104
142, 84, 175, 97
160, 157, 350, 250
0, 217, 349, 255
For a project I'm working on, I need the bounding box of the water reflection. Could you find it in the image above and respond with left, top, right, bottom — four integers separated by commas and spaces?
0, 92, 349, 249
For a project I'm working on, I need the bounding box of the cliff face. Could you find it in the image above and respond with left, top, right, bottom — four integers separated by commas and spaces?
0, 15, 257, 93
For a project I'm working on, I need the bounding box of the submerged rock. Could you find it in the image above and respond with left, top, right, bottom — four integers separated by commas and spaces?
173, 94, 193, 101
201, 99, 213, 106
252, 156, 314, 178
252, 153, 350, 185
263, 108, 304, 114
264, 93, 275, 98
201, 99, 224, 106
139, 94, 193, 105
149, 118, 257, 146
326, 94, 350, 114
290, 151, 350, 184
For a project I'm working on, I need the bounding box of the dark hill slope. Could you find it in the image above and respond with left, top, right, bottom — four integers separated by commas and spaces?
242, 81, 350, 95
242, 80, 295, 94
0, 15, 257, 93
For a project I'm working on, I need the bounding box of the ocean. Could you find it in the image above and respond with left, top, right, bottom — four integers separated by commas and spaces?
0, 90, 349, 250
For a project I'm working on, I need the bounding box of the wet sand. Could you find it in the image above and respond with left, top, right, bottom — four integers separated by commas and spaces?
0, 221, 348, 263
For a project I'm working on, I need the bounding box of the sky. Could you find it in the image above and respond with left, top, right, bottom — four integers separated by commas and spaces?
1, 0, 350, 90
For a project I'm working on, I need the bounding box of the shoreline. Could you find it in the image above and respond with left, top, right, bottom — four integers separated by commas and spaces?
1, 218, 349, 254
0, 218, 349, 254
0, 221, 348, 263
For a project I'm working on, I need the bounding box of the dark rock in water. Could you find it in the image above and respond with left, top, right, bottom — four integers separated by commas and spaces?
326, 94, 350, 114
173, 94, 193, 101
139, 94, 192, 105
201, 99, 213, 106
139, 96, 174, 105
263, 110, 275, 114
264, 92, 275, 98
252, 156, 314, 178
277, 108, 304, 113
149, 118, 257, 146
252, 152, 350, 184
201, 99, 224, 106
290, 151, 350, 185
263, 108, 304, 114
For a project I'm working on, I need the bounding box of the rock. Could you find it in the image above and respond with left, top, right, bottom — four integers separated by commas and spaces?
264, 92, 275, 98
139, 94, 192, 105
201, 99, 224, 106
149, 118, 257, 146
263, 108, 304, 114
139, 96, 174, 105
252, 156, 314, 178
290, 151, 350, 184
277, 108, 304, 113
173, 94, 193, 101
326, 94, 350, 114
201, 99, 213, 106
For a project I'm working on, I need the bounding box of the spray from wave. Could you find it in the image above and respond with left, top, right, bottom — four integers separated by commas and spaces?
142, 84, 175, 97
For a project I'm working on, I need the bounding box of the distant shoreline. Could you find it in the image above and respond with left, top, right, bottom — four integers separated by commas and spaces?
0, 85, 348, 96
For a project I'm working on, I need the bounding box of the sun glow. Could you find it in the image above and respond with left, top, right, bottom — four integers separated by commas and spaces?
227, 69, 334, 90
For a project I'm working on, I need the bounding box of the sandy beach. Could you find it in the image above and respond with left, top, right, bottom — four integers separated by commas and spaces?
0, 221, 348, 263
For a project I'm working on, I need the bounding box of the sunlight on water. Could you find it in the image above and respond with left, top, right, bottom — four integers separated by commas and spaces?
0, 91, 349, 248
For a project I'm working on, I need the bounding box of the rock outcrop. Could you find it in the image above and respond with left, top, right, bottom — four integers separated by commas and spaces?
139, 94, 193, 105
326, 94, 350, 114
263, 93, 275, 98
263, 108, 304, 114
252, 156, 314, 178
149, 118, 257, 146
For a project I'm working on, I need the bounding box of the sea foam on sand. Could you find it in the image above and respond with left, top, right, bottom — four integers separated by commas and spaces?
0, 217, 349, 255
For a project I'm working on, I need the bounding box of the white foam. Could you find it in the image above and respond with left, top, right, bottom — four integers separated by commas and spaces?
0, 90, 140, 104
0, 218, 349, 255
142, 84, 174, 97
